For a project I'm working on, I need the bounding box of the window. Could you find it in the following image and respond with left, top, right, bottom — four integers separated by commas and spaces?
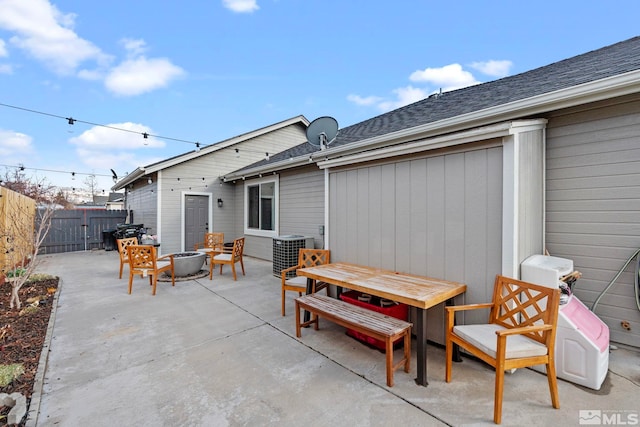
244, 177, 278, 236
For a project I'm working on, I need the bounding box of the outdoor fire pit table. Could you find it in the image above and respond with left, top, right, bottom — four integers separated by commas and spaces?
170, 251, 207, 277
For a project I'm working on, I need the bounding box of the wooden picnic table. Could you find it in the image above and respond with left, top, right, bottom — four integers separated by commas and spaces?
297, 262, 467, 386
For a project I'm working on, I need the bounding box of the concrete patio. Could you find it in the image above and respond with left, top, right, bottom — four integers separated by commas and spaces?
26, 250, 640, 426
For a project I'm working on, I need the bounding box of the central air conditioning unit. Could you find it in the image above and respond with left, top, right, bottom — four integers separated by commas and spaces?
272, 235, 314, 278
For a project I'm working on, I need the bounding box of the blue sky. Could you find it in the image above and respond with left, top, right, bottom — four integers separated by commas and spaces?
1, 0, 639, 193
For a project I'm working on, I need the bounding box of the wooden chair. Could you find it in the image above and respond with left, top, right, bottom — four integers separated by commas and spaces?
194, 232, 224, 263
445, 274, 561, 424
116, 237, 138, 279
281, 248, 330, 316
127, 245, 175, 295
210, 237, 245, 281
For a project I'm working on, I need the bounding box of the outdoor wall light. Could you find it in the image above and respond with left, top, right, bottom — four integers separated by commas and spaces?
217, 198, 223, 208
147, 178, 152, 185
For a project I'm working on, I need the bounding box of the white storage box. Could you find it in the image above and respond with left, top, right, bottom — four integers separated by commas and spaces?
521, 255, 609, 390
521, 254, 573, 287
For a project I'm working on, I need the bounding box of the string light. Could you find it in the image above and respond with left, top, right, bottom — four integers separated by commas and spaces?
0, 101, 205, 150
1, 102, 286, 160
0, 163, 118, 181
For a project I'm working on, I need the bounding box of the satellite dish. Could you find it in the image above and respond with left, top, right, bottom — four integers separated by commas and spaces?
306, 116, 339, 150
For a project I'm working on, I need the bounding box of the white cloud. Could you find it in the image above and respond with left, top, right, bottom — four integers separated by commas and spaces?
69, 123, 167, 173
470, 60, 512, 77
105, 56, 185, 96
223, 0, 259, 13
0, 128, 34, 157
346, 94, 383, 106
377, 86, 429, 112
0, 40, 11, 73
121, 38, 148, 58
0, 2, 185, 96
69, 123, 165, 149
75, 147, 164, 174
349, 61, 512, 112
409, 63, 479, 91
0, 0, 111, 75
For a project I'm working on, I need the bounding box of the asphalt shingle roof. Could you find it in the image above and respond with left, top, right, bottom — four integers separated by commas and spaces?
236, 36, 640, 173
334, 36, 640, 145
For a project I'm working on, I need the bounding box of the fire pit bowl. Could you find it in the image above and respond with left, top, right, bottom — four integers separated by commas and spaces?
171, 252, 207, 277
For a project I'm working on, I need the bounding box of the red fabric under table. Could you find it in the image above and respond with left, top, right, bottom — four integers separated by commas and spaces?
339, 290, 409, 350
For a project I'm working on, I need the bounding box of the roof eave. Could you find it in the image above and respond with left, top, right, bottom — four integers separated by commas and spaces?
314, 70, 640, 162
121, 115, 311, 178
111, 167, 145, 191
222, 156, 312, 181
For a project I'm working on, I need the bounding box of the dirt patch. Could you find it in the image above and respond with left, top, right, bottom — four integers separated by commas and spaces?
0, 276, 58, 426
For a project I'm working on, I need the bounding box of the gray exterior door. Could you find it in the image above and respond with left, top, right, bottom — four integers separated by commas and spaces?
185, 195, 209, 251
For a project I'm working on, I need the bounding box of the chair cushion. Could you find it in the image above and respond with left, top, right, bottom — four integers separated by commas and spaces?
285, 276, 307, 287
453, 324, 548, 359
156, 260, 171, 270
196, 248, 215, 254
213, 253, 232, 261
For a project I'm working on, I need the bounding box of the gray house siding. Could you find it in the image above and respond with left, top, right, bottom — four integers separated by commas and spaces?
158, 125, 307, 253
279, 166, 325, 249
117, 118, 309, 254
545, 94, 640, 347
237, 165, 325, 261
328, 145, 503, 344
125, 179, 158, 234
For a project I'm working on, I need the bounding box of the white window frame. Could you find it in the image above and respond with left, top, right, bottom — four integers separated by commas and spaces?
243, 175, 279, 237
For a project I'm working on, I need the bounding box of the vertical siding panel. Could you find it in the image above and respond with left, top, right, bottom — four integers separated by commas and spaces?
486, 147, 504, 301
367, 167, 382, 266
380, 164, 396, 270
395, 161, 412, 273
444, 153, 465, 283
426, 156, 446, 278
328, 145, 503, 343
345, 170, 360, 263
410, 159, 428, 276
331, 171, 349, 261
355, 168, 369, 265
462, 150, 490, 324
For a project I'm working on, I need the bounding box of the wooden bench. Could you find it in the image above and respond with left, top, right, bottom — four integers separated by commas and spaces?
295, 293, 412, 387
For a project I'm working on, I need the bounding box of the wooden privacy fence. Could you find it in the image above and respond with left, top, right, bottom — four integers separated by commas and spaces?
41, 209, 128, 254
0, 187, 36, 273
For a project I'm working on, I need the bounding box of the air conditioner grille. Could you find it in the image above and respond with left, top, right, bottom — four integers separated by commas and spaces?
273, 235, 314, 278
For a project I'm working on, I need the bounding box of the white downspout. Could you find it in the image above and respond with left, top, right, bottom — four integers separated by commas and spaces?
324, 168, 330, 250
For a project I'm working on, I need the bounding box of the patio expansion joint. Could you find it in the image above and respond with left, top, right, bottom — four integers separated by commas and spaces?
190, 278, 451, 424
282, 331, 451, 424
